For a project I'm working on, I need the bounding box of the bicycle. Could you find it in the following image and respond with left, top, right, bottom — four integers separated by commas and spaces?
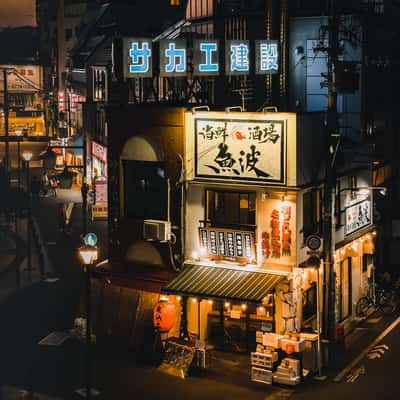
355, 283, 397, 317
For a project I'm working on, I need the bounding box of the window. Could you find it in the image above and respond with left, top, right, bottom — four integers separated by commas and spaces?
65, 28, 72, 41
302, 283, 317, 325
349, 175, 357, 200
123, 160, 167, 220
338, 258, 352, 321
335, 179, 342, 227
93, 68, 107, 102
205, 190, 256, 230
362, 254, 373, 273
302, 189, 321, 239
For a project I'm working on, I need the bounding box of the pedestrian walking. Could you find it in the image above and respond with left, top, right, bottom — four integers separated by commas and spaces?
49, 176, 59, 197
58, 203, 66, 233
31, 176, 40, 200
40, 171, 49, 196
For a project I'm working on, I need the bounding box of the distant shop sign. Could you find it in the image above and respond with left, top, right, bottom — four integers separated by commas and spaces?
0, 65, 41, 92
345, 199, 372, 236
122, 38, 278, 78
92, 141, 107, 163
194, 118, 285, 183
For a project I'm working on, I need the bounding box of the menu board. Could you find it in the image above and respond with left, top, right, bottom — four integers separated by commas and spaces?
197, 228, 256, 263
209, 230, 218, 254
218, 231, 226, 256
244, 233, 252, 259
235, 233, 244, 257
226, 232, 235, 257
199, 228, 208, 250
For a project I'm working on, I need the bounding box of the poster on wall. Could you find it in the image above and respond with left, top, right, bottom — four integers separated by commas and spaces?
195, 118, 285, 183
345, 199, 372, 236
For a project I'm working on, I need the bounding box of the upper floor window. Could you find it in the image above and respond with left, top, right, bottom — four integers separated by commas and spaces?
65, 28, 72, 41
349, 175, 357, 200
205, 189, 256, 230
302, 188, 322, 239
123, 160, 167, 220
92, 67, 107, 102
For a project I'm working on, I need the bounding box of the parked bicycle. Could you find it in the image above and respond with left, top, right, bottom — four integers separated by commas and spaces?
355, 283, 397, 317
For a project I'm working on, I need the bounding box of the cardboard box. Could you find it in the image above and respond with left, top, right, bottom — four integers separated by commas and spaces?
280, 338, 306, 353
262, 333, 286, 348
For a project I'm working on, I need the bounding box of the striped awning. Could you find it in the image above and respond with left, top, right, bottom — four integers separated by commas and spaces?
162, 264, 286, 303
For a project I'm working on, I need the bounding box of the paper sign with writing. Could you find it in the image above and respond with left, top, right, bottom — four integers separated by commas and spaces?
195, 118, 284, 183
345, 199, 372, 235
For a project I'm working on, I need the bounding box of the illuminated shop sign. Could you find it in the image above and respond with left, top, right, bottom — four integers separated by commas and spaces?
123, 38, 279, 78
199, 227, 256, 263
92, 141, 107, 163
159, 40, 187, 77
345, 199, 372, 236
194, 118, 285, 183
193, 40, 219, 75
123, 38, 153, 78
0, 65, 41, 92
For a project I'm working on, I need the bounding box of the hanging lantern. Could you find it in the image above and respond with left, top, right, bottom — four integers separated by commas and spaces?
153, 299, 176, 333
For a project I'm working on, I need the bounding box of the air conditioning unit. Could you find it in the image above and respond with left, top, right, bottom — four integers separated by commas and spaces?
143, 219, 171, 242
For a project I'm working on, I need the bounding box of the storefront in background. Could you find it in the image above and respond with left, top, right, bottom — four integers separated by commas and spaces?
91, 140, 107, 180
334, 195, 375, 331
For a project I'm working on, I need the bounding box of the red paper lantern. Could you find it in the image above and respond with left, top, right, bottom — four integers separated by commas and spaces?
153, 300, 176, 333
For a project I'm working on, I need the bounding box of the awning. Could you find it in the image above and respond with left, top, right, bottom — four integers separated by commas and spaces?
162, 264, 286, 303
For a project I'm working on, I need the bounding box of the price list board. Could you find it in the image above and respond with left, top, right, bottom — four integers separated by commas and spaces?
198, 228, 256, 263
226, 232, 235, 257
244, 233, 252, 259
209, 230, 218, 255
218, 231, 226, 256
235, 233, 244, 257
199, 228, 209, 251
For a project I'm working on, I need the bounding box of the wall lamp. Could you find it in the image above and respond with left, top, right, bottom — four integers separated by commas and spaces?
191, 105, 210, 113
339, 186, 387, 196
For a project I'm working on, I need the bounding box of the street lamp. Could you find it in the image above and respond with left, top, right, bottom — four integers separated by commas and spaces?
22, 151, 33, 272
77, 244, 99, 399
15, 130, 23, 188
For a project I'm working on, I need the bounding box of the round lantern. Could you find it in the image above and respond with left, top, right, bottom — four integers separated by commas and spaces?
153, 299, 176, 333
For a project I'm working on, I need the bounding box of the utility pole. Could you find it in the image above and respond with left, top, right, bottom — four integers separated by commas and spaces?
3, 68, 10, 175
322, 1, 340, 361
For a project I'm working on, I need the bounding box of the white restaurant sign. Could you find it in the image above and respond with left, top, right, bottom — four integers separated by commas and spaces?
0, 65, 41, 92
195, 118, 285, 183
345, 199, 372, 236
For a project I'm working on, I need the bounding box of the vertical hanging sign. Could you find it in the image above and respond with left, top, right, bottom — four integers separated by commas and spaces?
123, 38, 153, 78
159, 40, 187, 77
193, 40, 220, 76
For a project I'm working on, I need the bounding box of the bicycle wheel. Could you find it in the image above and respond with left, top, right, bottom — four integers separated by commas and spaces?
379, 291, 397, 314
356, 296, 371, 317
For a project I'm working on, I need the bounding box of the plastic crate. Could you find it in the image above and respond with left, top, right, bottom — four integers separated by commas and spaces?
251, 366, 273, 384
250, 352, 274, 368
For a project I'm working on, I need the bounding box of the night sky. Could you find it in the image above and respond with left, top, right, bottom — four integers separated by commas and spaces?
0, 0, 36, 27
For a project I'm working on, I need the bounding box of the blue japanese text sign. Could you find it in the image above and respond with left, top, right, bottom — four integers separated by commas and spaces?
123, 38, 153, 78
159, 40, 187, 77
225, 40, 250, 76
193, 40, 220, 76
255, 40, 279, 75
84, 232, 98, 247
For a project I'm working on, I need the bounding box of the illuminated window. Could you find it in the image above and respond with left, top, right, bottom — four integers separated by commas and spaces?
205, 190, 256, 230
170, 0, 180, 5
92, 68, 107, 102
